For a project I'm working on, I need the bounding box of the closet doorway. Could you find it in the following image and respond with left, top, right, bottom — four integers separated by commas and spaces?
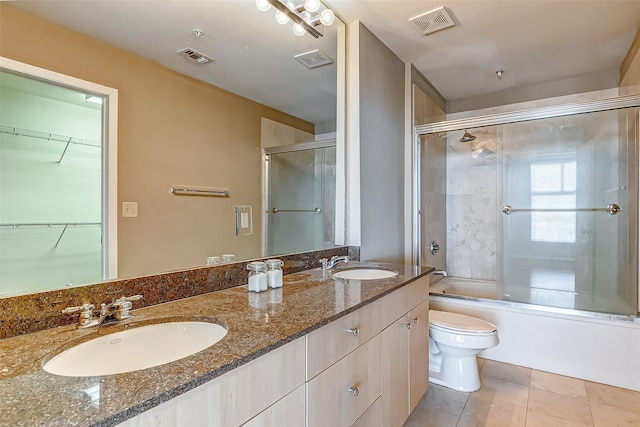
0, 58, 118, 295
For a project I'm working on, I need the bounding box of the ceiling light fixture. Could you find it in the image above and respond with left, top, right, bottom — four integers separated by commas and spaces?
256, 0, 336, 38
496, 69, 504, 79
85, 95, 103, 105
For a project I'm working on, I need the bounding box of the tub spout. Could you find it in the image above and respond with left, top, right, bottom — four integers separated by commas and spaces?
433, 270, 448, 277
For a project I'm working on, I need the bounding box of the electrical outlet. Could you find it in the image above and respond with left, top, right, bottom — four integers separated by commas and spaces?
122, 202, 138, 218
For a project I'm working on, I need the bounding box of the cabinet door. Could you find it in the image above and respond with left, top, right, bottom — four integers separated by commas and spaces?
409, 299, 430, 412
380, 315, 410, 427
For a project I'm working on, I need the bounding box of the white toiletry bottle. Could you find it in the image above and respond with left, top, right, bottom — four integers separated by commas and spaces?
247, 261, 267, 292
266, 259, 284, 288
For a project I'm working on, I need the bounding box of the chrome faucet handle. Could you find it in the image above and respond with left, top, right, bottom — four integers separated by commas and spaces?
111, 295, 143, 320
319, 258, 329, 270
62, 303, 96, 327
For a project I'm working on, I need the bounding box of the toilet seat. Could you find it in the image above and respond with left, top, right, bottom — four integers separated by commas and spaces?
430, 310, 497, 334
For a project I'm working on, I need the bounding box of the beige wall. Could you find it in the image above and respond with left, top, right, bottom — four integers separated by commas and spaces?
620, 28, 640, 91
0, 5, 314, 278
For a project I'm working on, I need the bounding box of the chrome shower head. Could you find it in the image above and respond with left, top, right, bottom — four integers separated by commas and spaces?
459, 130, 477, 143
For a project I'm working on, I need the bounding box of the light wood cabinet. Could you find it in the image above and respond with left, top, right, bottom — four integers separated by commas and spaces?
409, 300, 430, 412
307, 334, 381, 427
306, 301, 376, 380
119, 274, 430, 427
380, 284, 430, 427
352, 397, 382, 427
242, 385, 305, 427
118, 337, 305, 427
380, 315, 411, 427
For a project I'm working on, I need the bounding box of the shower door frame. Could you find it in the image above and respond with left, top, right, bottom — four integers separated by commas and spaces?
262, 139, 337, 257
413, 92, 640, 317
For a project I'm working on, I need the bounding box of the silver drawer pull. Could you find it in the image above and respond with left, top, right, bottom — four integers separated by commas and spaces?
347, 327, 359, 336
348, 386, 360, 397
411, 317, 419, 325
403, 322, 412, 329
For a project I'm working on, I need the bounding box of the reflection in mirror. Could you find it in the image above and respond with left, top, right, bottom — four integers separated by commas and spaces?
0, 1, 345, 297
0, 70, 105, 295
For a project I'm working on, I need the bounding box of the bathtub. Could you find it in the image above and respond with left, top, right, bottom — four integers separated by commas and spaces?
429, 276, 640, 392
430, 277, 497, 300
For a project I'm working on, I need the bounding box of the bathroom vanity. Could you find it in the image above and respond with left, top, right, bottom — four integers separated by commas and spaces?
0, 262, 431, 426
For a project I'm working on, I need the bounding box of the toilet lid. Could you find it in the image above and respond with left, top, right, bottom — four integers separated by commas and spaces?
430, 310, 497, 333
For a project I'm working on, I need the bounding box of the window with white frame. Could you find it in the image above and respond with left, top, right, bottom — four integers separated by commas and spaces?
530, 160, 577, 243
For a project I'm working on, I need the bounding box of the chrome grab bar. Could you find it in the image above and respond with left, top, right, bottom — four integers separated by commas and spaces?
266, 207, 321, 214
502, 204, 621, 215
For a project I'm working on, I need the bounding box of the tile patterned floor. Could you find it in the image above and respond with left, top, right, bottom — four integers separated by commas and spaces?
404, 359, 640, 427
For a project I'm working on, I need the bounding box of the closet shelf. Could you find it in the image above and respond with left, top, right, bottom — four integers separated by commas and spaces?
0, 125, 101, 163
0, 222, 101, 248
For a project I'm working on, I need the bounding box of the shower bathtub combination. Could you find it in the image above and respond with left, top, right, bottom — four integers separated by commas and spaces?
415, 89, 640, 392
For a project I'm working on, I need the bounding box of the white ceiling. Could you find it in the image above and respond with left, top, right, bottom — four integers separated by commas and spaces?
331, 0, 640, 102
7, 1, 640, 125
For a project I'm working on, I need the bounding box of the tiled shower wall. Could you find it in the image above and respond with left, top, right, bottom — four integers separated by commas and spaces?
445, 128, 499, 281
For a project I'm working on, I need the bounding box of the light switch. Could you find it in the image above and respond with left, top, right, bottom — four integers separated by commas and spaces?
235, 205, 252, 236
122, 202, 138, 218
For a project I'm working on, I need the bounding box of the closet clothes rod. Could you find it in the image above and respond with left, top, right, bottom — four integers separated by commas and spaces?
0, 125, 101, 163
0, 222, 101, 248
0, 222, 101, 228
501, 204, 621, 215
266, 207, 322, 214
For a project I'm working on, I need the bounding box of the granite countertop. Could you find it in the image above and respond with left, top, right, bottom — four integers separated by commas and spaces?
0, 261, 431, 427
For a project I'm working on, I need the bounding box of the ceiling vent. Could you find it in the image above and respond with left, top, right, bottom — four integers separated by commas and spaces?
294, 49, 334, 69
177, 47, 214, 64
409, 7, 455, 35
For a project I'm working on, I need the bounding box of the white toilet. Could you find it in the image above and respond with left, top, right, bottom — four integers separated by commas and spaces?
428, 310, 499, 392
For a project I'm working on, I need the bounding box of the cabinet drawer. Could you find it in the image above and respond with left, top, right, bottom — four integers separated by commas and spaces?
375, 275, 429, 330
242, 385, 305, 427
307, 335, 381, 427
306, 302, 375, 379
352, 396, 381, 427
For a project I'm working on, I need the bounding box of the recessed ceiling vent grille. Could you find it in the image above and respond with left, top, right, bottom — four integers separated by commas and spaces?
294, 49, 334, 69
177, 47, 214, 64
409, 7, 455, 35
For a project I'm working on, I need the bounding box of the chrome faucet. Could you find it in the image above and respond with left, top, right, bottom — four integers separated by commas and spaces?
62, 295, 143, 328
320, 255, 349, 270
433, 270, 448, 277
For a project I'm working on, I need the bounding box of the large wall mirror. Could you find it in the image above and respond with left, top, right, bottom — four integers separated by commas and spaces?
0, 1, 345, 296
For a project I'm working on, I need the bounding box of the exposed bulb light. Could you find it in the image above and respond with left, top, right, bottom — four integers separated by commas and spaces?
256, 0, 337, 38
496, 69, 504, 79
319, 9, 335, 26
303, 0, 320, 13
256, 0, 271, 12
275, 9, 290, 24
293, 23, 306, 36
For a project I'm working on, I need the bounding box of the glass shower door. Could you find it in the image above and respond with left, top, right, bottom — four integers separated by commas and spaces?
500, 108, 638, 315
265, 145, 335, 256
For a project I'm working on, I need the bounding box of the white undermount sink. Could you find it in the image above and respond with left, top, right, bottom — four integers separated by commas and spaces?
332, 268, 398, 280
43, 321, 227, 377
